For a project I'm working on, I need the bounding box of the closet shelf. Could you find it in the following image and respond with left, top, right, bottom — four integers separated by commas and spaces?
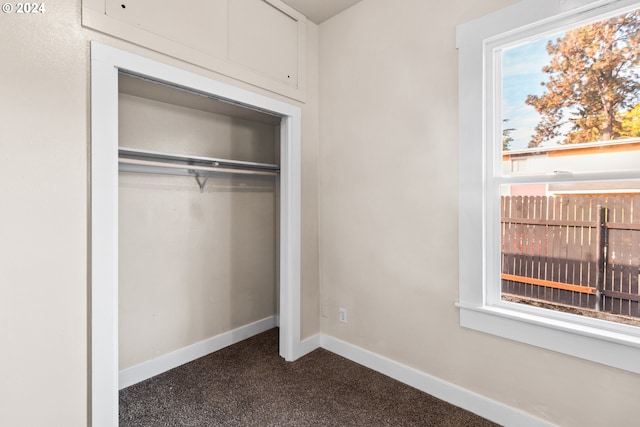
119, 147, 279, 192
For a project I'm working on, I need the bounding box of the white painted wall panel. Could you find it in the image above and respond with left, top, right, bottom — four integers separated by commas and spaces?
229, 0, 299, 85
83, 0, 307, 100
105, 0, 228, 58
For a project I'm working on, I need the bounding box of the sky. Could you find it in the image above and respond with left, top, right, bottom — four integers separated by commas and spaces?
501, 33, 563, 151
501, 9, 640, 151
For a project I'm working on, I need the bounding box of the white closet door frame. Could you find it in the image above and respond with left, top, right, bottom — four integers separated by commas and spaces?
90, 41, 302, 427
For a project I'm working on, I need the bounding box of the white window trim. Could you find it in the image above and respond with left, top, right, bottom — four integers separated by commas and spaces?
457, 0, 640, 374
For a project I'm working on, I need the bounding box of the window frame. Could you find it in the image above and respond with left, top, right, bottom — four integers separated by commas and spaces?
457, 0, 640, 374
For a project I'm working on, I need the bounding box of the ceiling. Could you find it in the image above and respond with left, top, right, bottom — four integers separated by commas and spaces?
281, 0, 363, 24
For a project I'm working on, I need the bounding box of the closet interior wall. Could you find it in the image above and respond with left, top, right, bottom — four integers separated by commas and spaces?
117, 74, 281, 370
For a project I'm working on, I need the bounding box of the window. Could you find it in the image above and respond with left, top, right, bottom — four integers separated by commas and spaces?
458, 0, 640, 373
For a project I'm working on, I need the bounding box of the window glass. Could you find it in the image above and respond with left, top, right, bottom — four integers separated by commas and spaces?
500, 183, 640, 325
501, 10, 640, 175
499, 9, 640, 325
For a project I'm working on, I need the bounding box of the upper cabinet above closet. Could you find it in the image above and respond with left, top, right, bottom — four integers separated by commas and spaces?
82, 0, 307, 101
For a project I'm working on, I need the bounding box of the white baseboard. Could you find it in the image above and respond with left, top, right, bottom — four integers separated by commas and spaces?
119, 316, 278, 390
320, 335, 554, 427
119, 322, 548, 426
295, 333, 321, 359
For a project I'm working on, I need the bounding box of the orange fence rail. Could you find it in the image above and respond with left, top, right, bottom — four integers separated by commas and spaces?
501, 273, 596, 295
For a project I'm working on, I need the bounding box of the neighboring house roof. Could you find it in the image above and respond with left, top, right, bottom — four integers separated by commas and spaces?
503, 138, 640, 159
502, 138, 640, 196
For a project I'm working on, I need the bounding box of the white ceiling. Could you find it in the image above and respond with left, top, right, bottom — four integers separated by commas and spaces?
281, 0, 363, 24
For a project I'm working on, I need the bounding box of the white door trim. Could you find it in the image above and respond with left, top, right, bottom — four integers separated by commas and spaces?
90, 41, 302, 427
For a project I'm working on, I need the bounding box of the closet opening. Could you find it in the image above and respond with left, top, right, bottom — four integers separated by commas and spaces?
117, 72, 282, 388
91, 43, 302, 427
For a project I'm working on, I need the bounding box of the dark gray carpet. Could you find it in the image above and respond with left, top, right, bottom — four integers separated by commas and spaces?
120, 329, 498, 426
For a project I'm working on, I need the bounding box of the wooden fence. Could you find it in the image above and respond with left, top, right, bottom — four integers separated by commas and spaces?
501, 195, 640, 318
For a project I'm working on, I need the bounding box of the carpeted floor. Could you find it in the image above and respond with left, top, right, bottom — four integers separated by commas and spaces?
120, 329, 498, 426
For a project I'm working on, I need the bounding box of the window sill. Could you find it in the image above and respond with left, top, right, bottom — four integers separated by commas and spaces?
456, 301, 640, 374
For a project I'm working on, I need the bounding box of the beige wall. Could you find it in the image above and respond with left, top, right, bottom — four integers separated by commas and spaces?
0, 0, 319, 425
318, 0, 640, 426
0, 2, 88, 426
301, 23, 321, 338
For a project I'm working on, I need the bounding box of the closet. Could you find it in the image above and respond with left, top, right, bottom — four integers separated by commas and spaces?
117, 73, 281, 380
91, 42, 302, 425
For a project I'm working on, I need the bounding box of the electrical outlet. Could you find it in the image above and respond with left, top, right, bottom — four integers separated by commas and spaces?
339, 307, 347, 323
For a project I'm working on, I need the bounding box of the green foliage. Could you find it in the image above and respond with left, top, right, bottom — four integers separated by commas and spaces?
503, 119, 515, 150
526, 10, 640, 147
620, 103, 640, 137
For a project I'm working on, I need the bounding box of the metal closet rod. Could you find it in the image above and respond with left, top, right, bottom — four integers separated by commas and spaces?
118, 147, 279, 192
119, 157, 279, 177
118, 147, 279, 174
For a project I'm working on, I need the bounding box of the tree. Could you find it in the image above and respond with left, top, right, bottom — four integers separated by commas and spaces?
620, 103, 640, 137
526, 10, 640, 147
503, 119, 515, 150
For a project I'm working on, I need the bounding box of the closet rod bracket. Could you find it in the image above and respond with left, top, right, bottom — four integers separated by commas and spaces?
192, 172, 209, 193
